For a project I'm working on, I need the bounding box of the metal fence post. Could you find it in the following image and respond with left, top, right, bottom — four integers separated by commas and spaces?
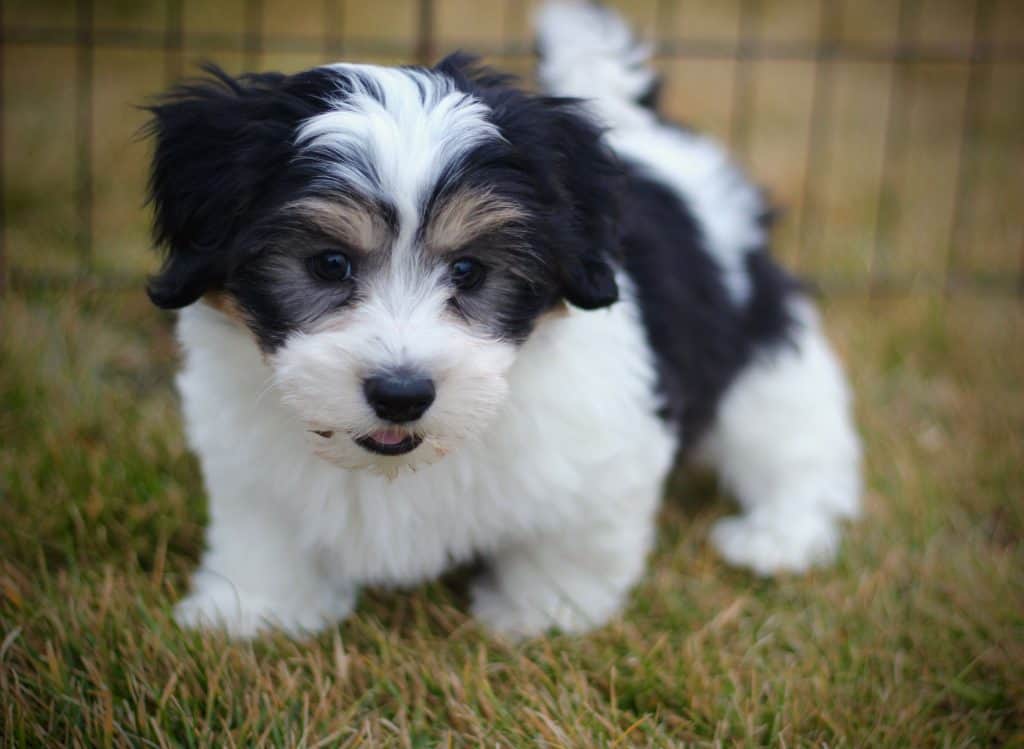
417, 0, 436, 66
165, 0, 184, 85
75, 0, 95, 274
796, 0, 842, 272
0, 2, 6, 295
728, 0, 760, 160
243, 0, 264, 71
946, 0, 993, 294
870, 0, 918, 295
324, 0, 344, 60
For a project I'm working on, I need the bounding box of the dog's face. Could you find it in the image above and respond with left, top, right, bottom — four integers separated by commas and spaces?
146, 57, 621, 472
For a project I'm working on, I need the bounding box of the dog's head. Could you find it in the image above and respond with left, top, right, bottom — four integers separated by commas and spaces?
146, 56, 621, 472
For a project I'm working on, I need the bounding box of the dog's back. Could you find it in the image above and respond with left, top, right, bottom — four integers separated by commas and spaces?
536, 3, 797, 443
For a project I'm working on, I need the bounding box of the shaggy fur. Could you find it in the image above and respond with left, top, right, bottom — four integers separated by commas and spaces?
146, 2, 861, 639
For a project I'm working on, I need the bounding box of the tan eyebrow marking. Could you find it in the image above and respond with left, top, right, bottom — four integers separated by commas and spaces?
285, 197, 391, 252
201, 291, 271, 364
202, 290, 249, 326
424, 187, 529, 252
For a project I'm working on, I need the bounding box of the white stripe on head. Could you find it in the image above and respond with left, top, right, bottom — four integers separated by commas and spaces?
295, 64, 503, 242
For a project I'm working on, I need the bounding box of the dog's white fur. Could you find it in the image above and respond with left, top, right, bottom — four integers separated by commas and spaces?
176, 275, 676, 638
172, 2, 861, 639
272, 268, 519, 474
296, 64, 501, 227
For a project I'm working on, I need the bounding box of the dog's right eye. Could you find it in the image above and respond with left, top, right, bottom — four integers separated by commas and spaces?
450, 257, 486, 292
307, 251, 353, 282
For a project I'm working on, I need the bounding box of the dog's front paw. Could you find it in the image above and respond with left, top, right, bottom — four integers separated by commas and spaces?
470, 577, 621, 640
710, 510, 840, 576
173, 572, 355, 639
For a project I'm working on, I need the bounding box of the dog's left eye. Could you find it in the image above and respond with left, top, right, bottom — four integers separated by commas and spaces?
450, 257, 486, 291
307, 251, 353, 282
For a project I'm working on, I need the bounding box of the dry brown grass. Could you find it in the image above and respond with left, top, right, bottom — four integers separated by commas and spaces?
2, 291, 1022, 746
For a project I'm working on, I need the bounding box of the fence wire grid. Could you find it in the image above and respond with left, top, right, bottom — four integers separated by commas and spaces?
1, 0, 1022, 296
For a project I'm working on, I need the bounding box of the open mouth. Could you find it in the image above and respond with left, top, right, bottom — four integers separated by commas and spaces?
353, 428, 423, 456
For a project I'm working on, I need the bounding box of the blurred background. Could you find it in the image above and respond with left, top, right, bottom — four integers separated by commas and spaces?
1, 0, 1022, 293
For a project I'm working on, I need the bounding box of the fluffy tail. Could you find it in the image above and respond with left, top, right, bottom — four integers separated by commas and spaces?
535, 2, 659, 112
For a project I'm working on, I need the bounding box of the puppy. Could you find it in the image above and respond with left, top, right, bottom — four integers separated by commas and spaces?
146, 2, 861, 639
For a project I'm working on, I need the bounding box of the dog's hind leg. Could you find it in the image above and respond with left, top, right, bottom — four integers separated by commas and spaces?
699, 298, 862, 576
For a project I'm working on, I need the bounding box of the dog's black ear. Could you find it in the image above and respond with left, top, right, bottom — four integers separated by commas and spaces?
434, 52, 518, 91
436, 57, 621, 309
144, 65, 299, 309
541, 100, 622, 310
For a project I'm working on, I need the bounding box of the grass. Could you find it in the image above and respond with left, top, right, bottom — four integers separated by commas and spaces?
1, 289, 1022, 746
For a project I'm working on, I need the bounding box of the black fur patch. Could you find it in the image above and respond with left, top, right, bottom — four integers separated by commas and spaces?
145, 64, 350, 310
616, 167, 797, 446
436, 53, 623, 312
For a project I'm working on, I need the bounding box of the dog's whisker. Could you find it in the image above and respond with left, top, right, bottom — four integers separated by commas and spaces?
253, 375, 279, 407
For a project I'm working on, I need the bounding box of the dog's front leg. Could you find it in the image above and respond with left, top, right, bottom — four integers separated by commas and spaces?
174, 504, 356, 639
470, 513, 655, 639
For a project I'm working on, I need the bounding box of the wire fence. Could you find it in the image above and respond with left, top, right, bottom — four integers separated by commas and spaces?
1, 0, 1022, 296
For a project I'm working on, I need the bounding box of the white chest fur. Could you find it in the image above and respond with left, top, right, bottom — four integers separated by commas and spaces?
175, 285, 677, 589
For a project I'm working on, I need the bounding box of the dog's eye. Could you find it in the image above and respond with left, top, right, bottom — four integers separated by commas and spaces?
450, 258, 486, 291
307, 251, 352, 282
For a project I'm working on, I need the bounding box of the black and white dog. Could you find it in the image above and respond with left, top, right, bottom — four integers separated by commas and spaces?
146, 2, 861, 639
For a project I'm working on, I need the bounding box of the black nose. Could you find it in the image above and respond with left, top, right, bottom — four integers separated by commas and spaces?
363, 371, 436, 423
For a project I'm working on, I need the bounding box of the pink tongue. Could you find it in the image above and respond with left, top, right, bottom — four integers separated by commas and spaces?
370, 428, 408, 446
